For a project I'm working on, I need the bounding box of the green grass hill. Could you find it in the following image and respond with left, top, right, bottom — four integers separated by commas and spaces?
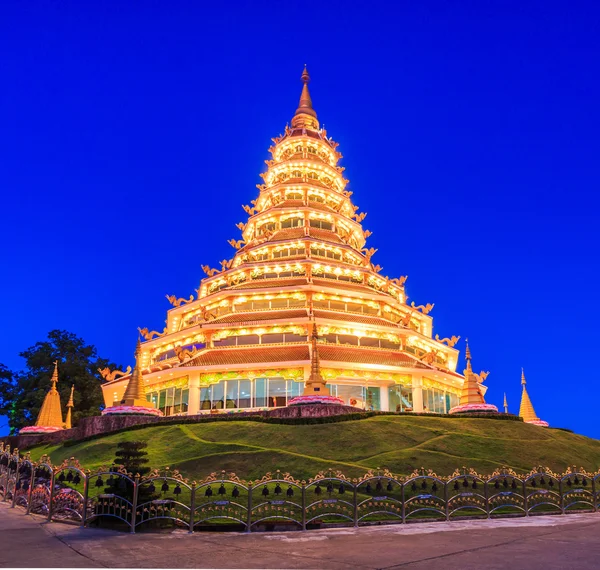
27, 415, 600, 480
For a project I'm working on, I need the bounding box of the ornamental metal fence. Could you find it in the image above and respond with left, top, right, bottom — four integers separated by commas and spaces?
1, 444, 598, 534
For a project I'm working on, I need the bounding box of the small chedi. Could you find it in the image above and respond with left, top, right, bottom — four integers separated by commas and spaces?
102, 340, 163, 417
448, 342, 498, 414
519, 369, 549, 427
288, 323, 344, 406
21, 362, 75, 434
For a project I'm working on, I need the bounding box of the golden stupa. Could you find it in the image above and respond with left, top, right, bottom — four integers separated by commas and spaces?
65, 385, 75, 430
102, 339, 163, 416
519, 369, 548, 427
21, 362, 67, 434
448, 342, 497, 414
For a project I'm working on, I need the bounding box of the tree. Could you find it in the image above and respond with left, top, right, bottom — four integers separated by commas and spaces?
0, 330, 123, 433
105, 441, 155, 503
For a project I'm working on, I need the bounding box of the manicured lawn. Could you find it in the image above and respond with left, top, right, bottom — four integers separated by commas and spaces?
27, 415, 600, 480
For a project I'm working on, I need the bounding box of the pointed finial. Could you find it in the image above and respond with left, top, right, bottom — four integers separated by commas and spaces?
51, 361, 59, 389
464, 339, 472, 373
67, 385, 75, 408
521, 367, 526, 385
301, 65, 310, 84
291, 66, 318, 129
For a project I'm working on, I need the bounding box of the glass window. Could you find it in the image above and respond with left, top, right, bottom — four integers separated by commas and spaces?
225, 380, 239, 409
268, 378, 287, 407
366, 387, 380, 411
254, 378, 266, 408
338, 335, 358, 346
181, 389, 189, 413
237, 334, 260, 345
284, 333, 307, 343
212, 382, 225, 409
200, 386, 212, 410
239, 380, 252, 409
287, 380, 303, 399
262, 333, 284, 344
173, 387, 182, 414
333, 384, 366, 408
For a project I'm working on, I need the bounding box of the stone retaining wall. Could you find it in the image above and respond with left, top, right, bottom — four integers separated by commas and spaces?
2, 404, 363, 450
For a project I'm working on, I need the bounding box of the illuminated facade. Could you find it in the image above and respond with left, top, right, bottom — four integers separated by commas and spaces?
101, 68, 473, 416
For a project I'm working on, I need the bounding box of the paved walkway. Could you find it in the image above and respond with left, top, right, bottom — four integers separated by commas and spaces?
1, 502, 600, 568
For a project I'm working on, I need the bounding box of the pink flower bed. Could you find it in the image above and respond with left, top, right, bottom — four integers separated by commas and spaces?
101, 405, 164, 417
20, 425, 63, 434
526, 419, 549, 427
448, 403, 499, 414
288, 394, 345, 406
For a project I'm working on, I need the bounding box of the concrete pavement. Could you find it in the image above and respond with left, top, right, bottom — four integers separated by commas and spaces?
1, 502, 599, 568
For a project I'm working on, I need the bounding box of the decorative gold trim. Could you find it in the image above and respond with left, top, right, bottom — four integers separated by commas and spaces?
146, 375, 189, 391
199, 368, 304, 385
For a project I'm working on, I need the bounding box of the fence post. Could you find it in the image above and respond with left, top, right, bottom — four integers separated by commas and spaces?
301, 483, 306, 531
353, 483, 358, 528
246, 484, 253, 532
559, 479, 565, 514
401, 482, 406, 523
484, 480, 490, 519
81, 472, 89, 528
1, 465, 7, 500
444, 481, 450, 521
130, 475, 139, 534
26, 465, 35, 515
523, 479, 529, 516
188, 482, 196, 534
47, 468, 56, 522
592, 477, 597, 513
2, 458, 12, 502
11, 460, 20, 508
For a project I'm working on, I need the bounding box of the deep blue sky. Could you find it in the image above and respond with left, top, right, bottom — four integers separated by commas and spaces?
1, 1, 599, 437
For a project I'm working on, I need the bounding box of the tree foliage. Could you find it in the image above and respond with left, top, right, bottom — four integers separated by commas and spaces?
106, 441, 155, 503
0, 330, 123, 433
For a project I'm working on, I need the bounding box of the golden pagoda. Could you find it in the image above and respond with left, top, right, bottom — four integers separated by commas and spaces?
21, 362, 66, 434
102, 339, 163, 416
65, 385, 75, 429
101, 68, 480, 417
519, 369, 548, 427
448, 342, 497, 414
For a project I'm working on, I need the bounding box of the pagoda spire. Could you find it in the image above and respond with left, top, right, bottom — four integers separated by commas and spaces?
503, 392, 508, 414
291, 66, 319, 130
102, 337, 162, 417
309, 322, 322, 381
465, 339, 473, 374
65, 385, 75, 429
519, 369, 548, 426
448, 340, 498, 414
121, 338, 148, 405
31, 361, 65, 430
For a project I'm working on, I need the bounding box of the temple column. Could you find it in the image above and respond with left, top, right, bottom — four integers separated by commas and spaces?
187, 372, 201, 415
412, 375, 424, 413
379, 383, 390, 412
